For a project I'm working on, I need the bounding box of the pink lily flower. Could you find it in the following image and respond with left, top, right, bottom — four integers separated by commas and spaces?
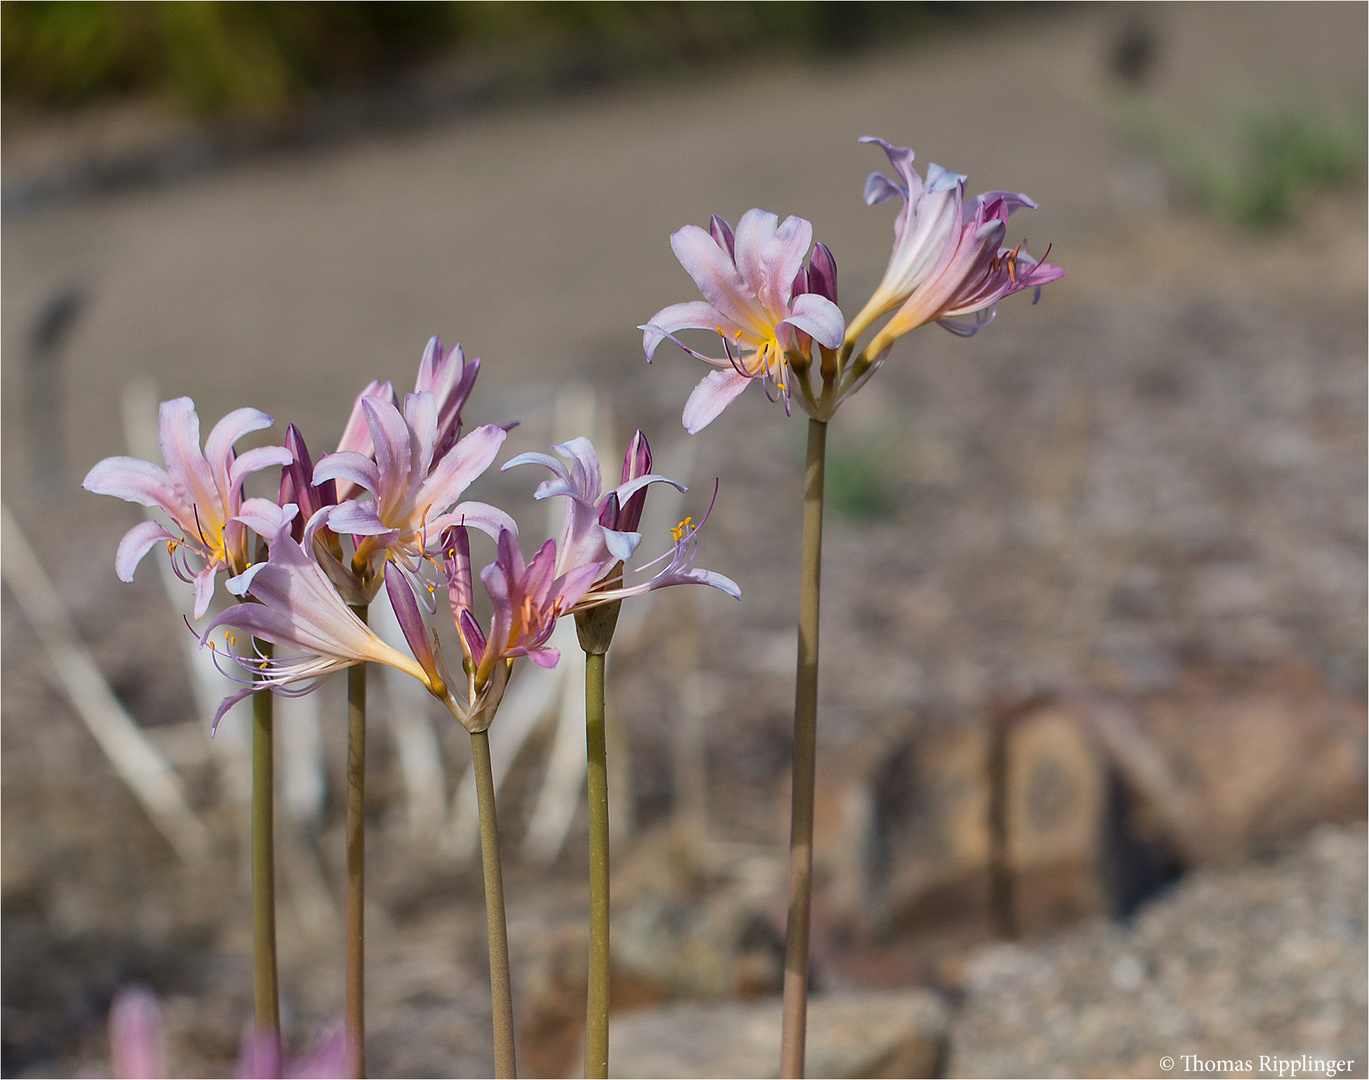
502, 432, 683, 572
83, 397, 293, 618
311, 391, 514, 595
443, 526, 604, 725
641, 209, 845, 432
330, 335, 481, 499
504, 432, 740, 606
202, 519, 457, 730
847, 136, 1064, 362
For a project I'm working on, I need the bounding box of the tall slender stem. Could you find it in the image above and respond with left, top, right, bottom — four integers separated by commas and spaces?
583, 650, 611, 1079
346, 608, 368, 1079
471, 727, 517, 1078
780, 417, 827, 1079
251, 644, 280, 1057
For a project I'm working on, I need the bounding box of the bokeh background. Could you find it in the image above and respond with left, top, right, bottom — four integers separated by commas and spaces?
3, 3, 1365, 1077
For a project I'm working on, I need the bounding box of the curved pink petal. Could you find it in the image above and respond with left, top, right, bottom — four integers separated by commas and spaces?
228, 445, 292, 494
480, 559, 513, 664
412, 423, 506, 513
971, 190, 1038, 223
682, 368, 751, 434
552, 438, 603, 505
115, 520, 176, 582
735, 210, 812, 320
361, 396, 414, 506
312, 452, 380, 498
192, 566, 217, 619
551, 559, 605, 612
523, 644, 560, 668
204, 407, 274, 498
501, 450, 568, 482
414, 337, 449, 398
782, 293, 845, 349
337, 379, 394, 456
403, 391, 439, 479
641, 301, 743, 360
860, 137, 922, 204
603, 528, 640, 560
157, 398, 219, 522
327, 500, 398, 538
427, 500, 517, 541
83, 456, 185, 517
612, 472, 686, 506
663, 567, 741, 599
384, 562, 440, 684
524, 538, 559, 607
233, 498, 295, 539
669, 224, 770, 338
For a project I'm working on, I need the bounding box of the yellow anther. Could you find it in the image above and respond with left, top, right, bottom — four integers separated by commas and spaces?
671, 516, 694, 543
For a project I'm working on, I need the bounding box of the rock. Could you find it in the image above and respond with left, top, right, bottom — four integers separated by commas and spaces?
605, 989, 949, 1079
872, 707, 1110, 939
947, 822, 1368, 1078
1138, 660, 1367, 862
608, 826, 788, 1001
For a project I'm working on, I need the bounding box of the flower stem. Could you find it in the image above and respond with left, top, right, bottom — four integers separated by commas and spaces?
780, 417, 827, 1079
251, 644, 280, 1058
471, 726, 517, 1078
583, 649, 610, 1079
346, 607, 368, 1079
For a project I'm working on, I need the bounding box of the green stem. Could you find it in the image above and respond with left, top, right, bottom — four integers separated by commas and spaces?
584, 650, 610, 1079
471, 727, 517, 1078
780, 417, 827, 1079
251, 644, 280, 1055
346, 608, 368, 1078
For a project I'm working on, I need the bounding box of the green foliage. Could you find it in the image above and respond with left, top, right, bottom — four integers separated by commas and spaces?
1121, 96, 1367, 229
1, 1, 983, 118
1228, 109, 1367, 226
2, 2, 458, 116
825, 442, 895, 521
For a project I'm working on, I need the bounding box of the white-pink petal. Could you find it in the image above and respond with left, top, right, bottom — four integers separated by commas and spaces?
83, 456, 184, 516
204, 407, 275, 498
783, 293, 846, 349
312, 451, 381, 498
115, 520, 177, 582
682, 368, 751, 433
158, 398, 219, 521
669, 224, 769, 338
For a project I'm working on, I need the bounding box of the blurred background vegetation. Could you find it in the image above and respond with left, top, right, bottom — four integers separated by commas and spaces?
1118, 96, 1367, 229
1, 1, 986, 118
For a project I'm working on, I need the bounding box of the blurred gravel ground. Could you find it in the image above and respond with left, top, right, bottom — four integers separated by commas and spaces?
949, 823, 1368, 1079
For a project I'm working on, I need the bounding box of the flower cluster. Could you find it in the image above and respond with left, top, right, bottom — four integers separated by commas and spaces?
642, 136, 1063, 431
84, 336, 739, 735
84, 133, 1058, 1079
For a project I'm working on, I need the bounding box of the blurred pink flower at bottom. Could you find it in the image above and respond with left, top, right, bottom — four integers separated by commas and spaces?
108, 986, 347, 1079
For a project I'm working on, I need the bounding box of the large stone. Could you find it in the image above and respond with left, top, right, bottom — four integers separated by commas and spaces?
605, 990, 949, 1079
947, 823, 1368, 1078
